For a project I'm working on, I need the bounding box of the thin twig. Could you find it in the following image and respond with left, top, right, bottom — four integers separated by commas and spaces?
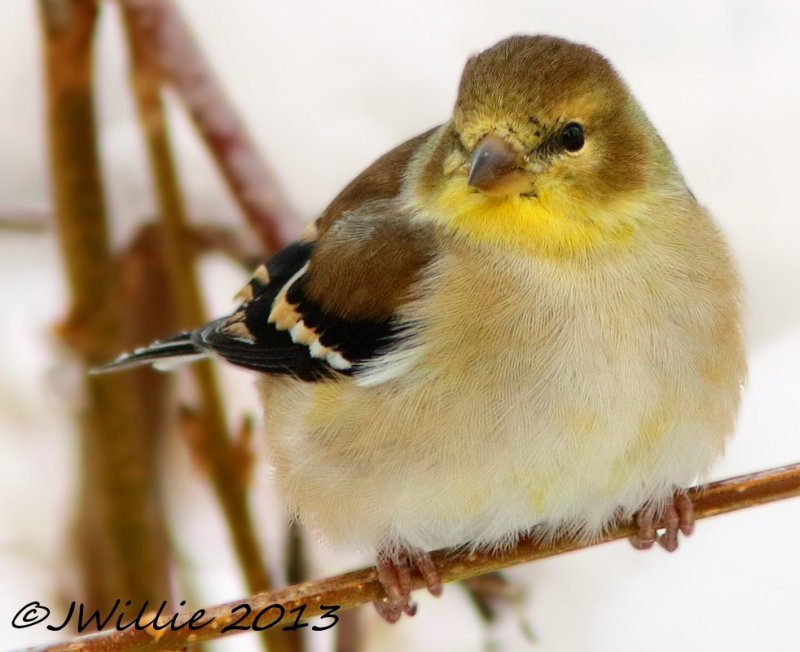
120, 11, 292, 652
119, 0, 302, 252
0, 207, 52, 232
184, 223, 263, 268
25, 463, 800, 652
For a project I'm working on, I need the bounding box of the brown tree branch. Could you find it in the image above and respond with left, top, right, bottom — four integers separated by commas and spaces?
120, 11, 293, 652
38, 0, 171, 612
119, 0, 303, 252
25, 463, 800, 652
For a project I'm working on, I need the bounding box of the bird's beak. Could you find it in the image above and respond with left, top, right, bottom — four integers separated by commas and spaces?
467, 134, 530, 196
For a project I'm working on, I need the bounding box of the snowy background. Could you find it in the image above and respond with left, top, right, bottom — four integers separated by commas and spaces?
2, 1, 800, 650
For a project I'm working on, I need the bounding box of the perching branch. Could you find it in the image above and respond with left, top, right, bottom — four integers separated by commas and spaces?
26, 463, 800, 652
119, 0, 302, 251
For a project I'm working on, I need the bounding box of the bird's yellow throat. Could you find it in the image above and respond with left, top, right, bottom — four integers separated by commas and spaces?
422, 178, 641, 258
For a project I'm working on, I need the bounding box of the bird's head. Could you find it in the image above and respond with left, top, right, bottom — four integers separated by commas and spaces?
411, 35, 686, 258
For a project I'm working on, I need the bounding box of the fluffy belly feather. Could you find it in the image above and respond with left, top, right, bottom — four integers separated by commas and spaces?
259, 348, 734, 552
258, 240, 743, 553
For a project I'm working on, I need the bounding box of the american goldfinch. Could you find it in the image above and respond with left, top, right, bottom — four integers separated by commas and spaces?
99, 35, 746, 622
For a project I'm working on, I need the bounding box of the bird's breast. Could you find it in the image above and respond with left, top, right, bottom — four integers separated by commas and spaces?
265, 228, 743, 551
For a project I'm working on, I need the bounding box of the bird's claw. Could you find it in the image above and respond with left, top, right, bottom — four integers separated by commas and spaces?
629, 492, 695, 552
373, 548, 442, 623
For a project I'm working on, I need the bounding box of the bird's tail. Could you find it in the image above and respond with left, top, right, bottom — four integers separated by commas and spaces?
90, 332, 208, 374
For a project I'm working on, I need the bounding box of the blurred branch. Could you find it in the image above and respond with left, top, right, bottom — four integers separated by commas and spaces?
28, 463, 800, 651
185, 223, 263, 269
120, 11, 295, 652
462, 572, 522, 624
332, 610, 362, 652
282, 522, 311, 652
284, 522, 308, 587
0, 207, 52, 232
119, 0, 302, 252
112, 224, 180, 602
37, 0, 171, 611
0, 209, 262, 265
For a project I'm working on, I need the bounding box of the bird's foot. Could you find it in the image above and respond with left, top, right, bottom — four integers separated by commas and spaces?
373, 547, 443, 623
629, 492, 694, 552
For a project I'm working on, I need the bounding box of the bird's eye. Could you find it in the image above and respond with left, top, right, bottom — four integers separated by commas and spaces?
560, 122, 585, 152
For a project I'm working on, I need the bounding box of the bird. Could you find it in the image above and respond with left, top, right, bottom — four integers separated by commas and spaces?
97, 35, 746, 622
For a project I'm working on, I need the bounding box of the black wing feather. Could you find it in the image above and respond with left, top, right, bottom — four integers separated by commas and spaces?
193, 240, 399, 381
196, 281, 336, 382
94, 239, 400, 380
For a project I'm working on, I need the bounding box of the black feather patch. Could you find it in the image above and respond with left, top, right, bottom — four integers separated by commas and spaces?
284, 275, 399, 363
98, 239, 407, 381
194, 241, 402, 381
266, 241, 315, 284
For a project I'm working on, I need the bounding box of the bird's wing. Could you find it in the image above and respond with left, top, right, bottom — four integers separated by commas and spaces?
96, 129, 439, 380
201, 195, 435, 380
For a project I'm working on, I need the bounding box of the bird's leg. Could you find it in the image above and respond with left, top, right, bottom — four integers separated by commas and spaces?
373, 547, 443, 623
629, 492, 694, 552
